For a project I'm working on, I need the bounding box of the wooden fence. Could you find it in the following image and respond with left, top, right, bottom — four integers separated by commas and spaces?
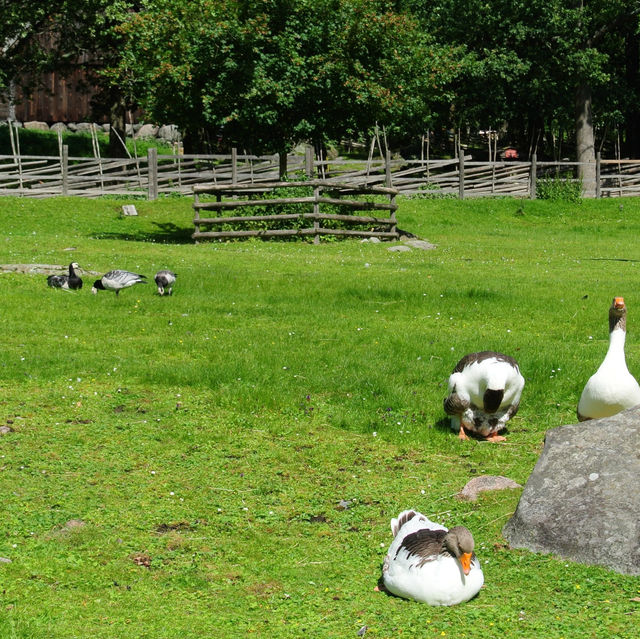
2, 145, 640, 199
192, 180, 398, 243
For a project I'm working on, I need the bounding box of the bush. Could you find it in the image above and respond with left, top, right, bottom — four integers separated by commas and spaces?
536, 174, 582, 202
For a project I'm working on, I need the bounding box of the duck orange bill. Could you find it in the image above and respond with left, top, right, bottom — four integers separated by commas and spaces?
459, 552, 472, 575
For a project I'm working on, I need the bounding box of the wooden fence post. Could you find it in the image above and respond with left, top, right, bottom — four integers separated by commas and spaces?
305, 145, 314, 178
193, 189, 200, 244
390, 192, 397, 238
313, 183, 321, 244
385, 150, 392, 187
61, 144, 69, 196
596, 152, 601, 199
231, 147, 238, 184
147, 147, 158, 200
530, 153, 537, 199
458, 150, 465, 199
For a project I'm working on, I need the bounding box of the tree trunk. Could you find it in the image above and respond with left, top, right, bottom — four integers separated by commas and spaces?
107, 96, 128, 158
575, 82, 596, 197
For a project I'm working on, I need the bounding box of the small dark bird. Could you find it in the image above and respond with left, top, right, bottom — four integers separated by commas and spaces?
154, 270, 177, 296
91, 270, 147, 296
47, 262, 83, 291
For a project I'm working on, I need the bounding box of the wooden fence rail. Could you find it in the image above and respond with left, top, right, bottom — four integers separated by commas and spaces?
192, 180, 398, 243
3, 146, 640, 199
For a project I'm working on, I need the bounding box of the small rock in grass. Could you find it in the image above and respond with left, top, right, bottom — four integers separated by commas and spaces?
48, 519, 86, 539
457, 475, 521, 501
405, 239, 436, 250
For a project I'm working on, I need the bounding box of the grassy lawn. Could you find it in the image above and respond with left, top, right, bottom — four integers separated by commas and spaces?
0, 194, 639, 637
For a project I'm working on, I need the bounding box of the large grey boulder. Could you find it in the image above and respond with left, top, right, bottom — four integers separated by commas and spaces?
24, 121, 49, 131
503, 408, 640, 575
135, 123, 159, 139
158, 124, 180, 142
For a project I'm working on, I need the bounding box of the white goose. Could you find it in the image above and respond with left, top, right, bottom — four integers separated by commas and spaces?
381, 510, 484, 606
91, 270, 147, 296
154, 270, 177, 296
443, 351, 525, 442
577, 297, 640, 421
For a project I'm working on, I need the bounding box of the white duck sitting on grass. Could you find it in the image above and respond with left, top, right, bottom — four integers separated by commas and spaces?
91, 270, 147, 296
577, 296, 640, 421
380, 510, 484, 606
443, 351, 525, 442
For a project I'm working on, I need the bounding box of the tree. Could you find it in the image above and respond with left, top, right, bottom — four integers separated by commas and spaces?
413, 0, 640, 193
0, 1, 138, 157
109, 0, 461, 158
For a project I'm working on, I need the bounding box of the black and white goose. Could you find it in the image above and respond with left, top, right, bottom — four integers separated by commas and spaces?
46, 262, 83, 291
381, 510, 484, 606
91, 270, 147, 296
443, 351, 525, 442
154, 270, 177, 296
577, 297, 640, 421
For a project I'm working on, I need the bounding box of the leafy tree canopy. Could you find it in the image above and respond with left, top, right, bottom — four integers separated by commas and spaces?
108, 0, 463, 153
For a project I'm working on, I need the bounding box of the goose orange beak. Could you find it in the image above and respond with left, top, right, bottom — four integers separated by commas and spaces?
614, 297, 625, 309
459, 552, 472, 575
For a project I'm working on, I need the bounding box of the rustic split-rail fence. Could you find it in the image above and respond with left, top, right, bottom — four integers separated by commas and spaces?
193, 180, 398, 243
2, 144, 640, 240
2, 145, 639, 199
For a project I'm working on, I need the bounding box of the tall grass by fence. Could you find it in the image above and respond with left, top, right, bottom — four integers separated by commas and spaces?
1, 145, 640, 199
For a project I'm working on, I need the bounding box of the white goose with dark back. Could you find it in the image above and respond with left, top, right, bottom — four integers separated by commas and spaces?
381, 510, 484, 606
577, 297, 640, 421
443, 351, 525, 442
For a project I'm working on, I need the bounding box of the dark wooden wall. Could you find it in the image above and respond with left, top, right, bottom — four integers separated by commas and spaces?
12, 70, 105, 123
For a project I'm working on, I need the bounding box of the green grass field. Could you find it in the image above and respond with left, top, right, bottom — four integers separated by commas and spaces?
1, 194, 639, 637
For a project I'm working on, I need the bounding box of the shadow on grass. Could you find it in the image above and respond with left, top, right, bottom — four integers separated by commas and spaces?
95, 221, 195, 244
434, 416, 511, 441
433, 417, 453, 435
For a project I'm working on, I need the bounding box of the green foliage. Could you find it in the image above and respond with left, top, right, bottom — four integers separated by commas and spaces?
109, 0, 461, 152
537, 174, 583, 202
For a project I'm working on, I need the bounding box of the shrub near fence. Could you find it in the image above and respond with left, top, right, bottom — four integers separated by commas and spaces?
192, 180, 399, 243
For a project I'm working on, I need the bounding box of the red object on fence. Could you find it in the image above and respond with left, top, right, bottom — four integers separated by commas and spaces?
503, 148, 519, 159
